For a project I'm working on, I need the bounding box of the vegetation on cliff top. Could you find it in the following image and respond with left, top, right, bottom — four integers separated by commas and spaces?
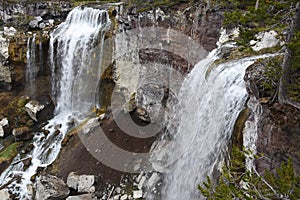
222, 0, 300, 105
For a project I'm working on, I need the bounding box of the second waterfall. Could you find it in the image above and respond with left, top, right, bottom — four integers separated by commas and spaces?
49, 6, 111, 117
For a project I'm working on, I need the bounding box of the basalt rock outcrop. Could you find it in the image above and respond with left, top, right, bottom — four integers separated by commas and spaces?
105, 2, 222, 123
0, 55, 12, 91
244, 57, 300, 174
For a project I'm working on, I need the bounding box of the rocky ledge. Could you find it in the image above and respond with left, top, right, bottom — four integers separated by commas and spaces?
244, 57, 300, 174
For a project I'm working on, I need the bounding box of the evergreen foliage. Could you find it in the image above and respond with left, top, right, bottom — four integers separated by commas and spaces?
287, 31, 300, 101
223, 0, 298, 47
198, 147, 300, 199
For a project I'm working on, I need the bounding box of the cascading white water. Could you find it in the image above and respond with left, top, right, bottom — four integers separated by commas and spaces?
26, 34, 37, 95
38, 35, 43, 73
158, 45, 279, 199
0, 7, 110, 199
50, 6, 111, 115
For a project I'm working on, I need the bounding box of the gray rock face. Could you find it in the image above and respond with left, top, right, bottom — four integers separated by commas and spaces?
245, 59, 300, 174
0, 56, 12, 92
0, 34, 9, 59
0, 1, 71, 26
34, 175, 70, 200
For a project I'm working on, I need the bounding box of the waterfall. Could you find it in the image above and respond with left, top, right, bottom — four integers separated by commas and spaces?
0, 7, 110, 199
155, 45, 279, 199
49, 6, 111, 116
26, 34, 37, 95
38, 34, 43, 74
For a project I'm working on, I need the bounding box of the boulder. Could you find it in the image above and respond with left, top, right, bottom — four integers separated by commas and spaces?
0, 35, 9, 59
29, 16, 43, 29
147, 172, 160, 188
38, 22, 46, 29
12, 127, 33, 141
67, 172, 79, 190
0, 189, 10, 200
82, 118, 99, 135
25, 95, 54, 123
137, 176, 146, 189
48, 19, 54, 26
3, 27, 17, 36
34, 175, 70, 200
0, 118, 9, 137
133, 190, 143, 199
78, 175, 95, 193
0, 126, 4, 138
120, 194, 128, 200
67, 172, 95, 193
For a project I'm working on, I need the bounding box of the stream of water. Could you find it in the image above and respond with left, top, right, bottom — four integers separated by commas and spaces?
26, 34, 37, 96
159, 48, 279, 200
0, 7, 110, 199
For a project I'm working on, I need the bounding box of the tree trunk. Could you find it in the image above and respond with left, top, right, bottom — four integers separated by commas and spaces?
278, 2, 300, 109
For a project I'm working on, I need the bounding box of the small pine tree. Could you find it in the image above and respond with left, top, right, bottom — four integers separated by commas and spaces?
198, 147, 300, 199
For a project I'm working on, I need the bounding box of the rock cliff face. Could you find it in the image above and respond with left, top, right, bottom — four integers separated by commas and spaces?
0, 55, 12, 91
104, 2, 223, 123
244, 58, 300, 174
0, 1, 72, 94
0, 1, 71, 28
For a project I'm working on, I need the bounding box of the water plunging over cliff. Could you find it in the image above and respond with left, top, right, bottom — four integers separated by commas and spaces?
0, 7, 110, 199
50, 6, 110, 116
154, 43, 279, 199
26, 34, 37, 96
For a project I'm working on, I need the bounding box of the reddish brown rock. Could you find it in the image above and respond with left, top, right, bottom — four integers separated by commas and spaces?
245, 58, 300, 174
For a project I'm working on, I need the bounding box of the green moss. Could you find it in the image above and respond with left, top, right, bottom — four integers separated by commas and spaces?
0, 143, 19, 163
